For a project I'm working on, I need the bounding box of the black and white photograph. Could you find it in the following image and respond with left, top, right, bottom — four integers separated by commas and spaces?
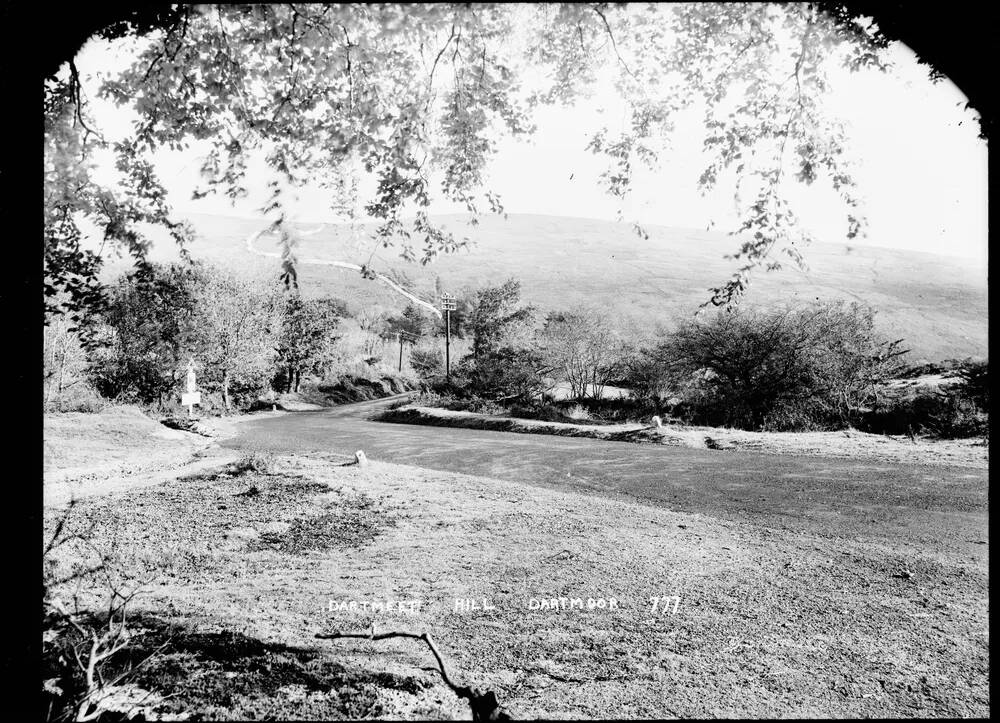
39, 3, 988, 720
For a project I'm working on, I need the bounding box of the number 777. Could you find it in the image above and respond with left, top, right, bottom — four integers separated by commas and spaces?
649, 595, 681, 614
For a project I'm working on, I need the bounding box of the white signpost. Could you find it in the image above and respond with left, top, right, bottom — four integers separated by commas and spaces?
181, 358, 201, 417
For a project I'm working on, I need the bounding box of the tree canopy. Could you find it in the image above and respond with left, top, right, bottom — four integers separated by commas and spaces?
43, 3, 984, 324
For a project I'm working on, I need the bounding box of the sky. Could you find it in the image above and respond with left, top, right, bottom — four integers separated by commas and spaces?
74, 12, 988, 266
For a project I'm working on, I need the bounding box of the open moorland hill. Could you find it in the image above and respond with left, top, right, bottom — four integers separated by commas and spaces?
113, 212, 987, 362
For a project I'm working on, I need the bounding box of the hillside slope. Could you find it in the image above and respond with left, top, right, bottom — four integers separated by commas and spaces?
118, 212, 987, 362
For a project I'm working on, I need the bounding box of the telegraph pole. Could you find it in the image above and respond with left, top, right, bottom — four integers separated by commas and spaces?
397, 330, 417, 372
441, 292, 456, 382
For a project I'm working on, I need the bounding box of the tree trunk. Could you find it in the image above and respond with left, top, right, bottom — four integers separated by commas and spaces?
294, 369, 301, 393
286, 365, 294, 394
222, 369, 231, 412
54, 335, 68, 410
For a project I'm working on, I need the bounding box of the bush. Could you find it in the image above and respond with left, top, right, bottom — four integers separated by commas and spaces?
410, 348, 444, 379
464, 346, 546, 401
504, 401, 565, 422
231, 451, 276, 475
316, 374, 416, 404
49, 386, 107, 413
955, 359, 988, 410
655, 301, 907, 431
225, 371, 273, 411
861, 387, 987, 439
407, 391, 507, 415
622, 348, 674, 402
464, 397, 509, 415
861, 362, 988, 439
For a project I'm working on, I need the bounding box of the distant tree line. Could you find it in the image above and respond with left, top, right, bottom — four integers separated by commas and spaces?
46, 261, 347, 413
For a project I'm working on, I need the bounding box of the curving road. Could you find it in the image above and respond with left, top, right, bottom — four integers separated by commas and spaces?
222, 396, 988, 548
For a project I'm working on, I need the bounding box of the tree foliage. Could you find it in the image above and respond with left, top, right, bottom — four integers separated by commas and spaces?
386, 304, 434, 340
43, 310, 98, 411
87, 263, 208, 405
44, 2, 943, 326
467, 279, 535, 361
453, 278, 541, 400
275, 294, 345, 393
185, 267, 282, 411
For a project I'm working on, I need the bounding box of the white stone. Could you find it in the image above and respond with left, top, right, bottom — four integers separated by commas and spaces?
260, 521, 291, 535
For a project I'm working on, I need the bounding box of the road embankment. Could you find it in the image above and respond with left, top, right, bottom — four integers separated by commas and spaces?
376, 404, 988, 468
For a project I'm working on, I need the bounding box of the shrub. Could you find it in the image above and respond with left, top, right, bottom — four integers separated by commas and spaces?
506, 401, 567, 422
655, 301, 907, 431
554, 396, 662, 424
410, 348, 444, 379
463, 346, 546, 402
231, 451, 276, 475
464, 397, 509, 415
622, 348, 674, 402
955, 359, 988, 410
316, 374, 415, 404
862, 381, 988, 439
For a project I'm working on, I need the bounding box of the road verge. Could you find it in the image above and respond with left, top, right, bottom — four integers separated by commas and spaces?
376, 404, 988, 467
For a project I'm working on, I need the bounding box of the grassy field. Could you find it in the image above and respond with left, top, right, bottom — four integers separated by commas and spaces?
112, 212, 988, 363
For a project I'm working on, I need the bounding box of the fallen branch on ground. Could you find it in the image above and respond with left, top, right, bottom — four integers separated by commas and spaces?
316, 628, 510, 721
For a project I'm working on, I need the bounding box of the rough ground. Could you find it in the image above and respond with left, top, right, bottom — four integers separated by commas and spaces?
44, 454, 988, 719
43, 404, 989, 718
378, 405, 988, 469
43, 407, 287, 507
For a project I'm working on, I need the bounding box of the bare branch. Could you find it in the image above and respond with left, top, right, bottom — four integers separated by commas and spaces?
316, 628, 510, 721
427, 23, 458, 103
591, 5, 636, 80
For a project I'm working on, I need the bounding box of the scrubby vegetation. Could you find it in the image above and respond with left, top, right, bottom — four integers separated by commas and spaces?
647, 302, 908, 431
859, 361, 989, 439
396, 285, 987, 440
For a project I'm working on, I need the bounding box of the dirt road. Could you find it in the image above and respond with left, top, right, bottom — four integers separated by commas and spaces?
223, 397, 988, 553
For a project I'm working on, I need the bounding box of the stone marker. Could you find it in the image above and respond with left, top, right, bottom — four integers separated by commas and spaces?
186, 358, 197, 393
354, 450, 368, 467
181, 358, 202, 417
